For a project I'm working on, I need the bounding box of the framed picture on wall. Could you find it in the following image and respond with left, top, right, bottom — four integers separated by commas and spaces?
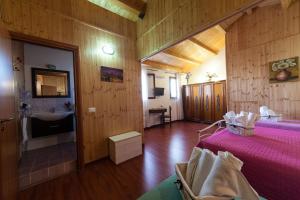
100, 66, 123, 83
269, 57, 299, 83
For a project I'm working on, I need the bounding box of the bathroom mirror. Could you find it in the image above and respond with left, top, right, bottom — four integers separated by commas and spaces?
32, 68, 71, 98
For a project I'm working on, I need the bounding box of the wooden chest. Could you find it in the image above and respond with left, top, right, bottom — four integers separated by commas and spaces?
109, 131, 142, 165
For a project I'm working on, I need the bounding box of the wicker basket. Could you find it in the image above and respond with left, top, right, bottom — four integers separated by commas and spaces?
175, 163, 229, 200
226, 123, 254, 136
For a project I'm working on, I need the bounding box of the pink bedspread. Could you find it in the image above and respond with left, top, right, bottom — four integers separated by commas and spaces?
256, 120, 300, 132
197, 126, 300, 200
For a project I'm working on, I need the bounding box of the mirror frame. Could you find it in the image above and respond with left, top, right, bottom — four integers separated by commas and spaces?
31, 68, 71, 98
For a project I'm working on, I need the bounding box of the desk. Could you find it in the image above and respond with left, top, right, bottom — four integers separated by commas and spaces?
149, 108, 167, 125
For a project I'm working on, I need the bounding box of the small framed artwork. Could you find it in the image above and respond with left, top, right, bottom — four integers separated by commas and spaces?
101, 66, 123, 83
269, 57, 299, 83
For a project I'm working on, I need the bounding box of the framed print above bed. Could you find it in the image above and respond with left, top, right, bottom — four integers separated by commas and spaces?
269, 57, 299, 83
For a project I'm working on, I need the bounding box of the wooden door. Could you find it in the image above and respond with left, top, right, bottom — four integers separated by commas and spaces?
203, 83, 213, 123
0, 24, 18, 200
213, 81, 227, 121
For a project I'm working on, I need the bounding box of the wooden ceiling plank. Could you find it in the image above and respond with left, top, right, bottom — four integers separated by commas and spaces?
188, 38, 218, 55
163, 49, 201, 65
142, 60, 182, 72
281, 0, 292, 8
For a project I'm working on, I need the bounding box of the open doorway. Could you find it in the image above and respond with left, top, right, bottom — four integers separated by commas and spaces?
10, 33, 83, 190
141, 24, 226, 128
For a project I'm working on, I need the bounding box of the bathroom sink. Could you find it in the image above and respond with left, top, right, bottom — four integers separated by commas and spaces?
31, 111, 73, 121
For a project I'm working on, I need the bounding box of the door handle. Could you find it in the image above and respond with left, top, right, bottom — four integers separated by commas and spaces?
0, 117, 14, 124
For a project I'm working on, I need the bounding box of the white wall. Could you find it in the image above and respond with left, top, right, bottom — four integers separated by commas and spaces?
23, 43, 75, 150
188, 48, 226, 84
142, 67, 184, 127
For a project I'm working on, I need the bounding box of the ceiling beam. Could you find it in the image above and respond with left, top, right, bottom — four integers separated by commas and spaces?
163, 49, 201, 65
117, 0, 147, 19
142, 60, 182, 72
188, 38, 218, 55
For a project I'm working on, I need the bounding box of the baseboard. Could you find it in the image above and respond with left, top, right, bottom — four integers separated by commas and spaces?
144, 120, 184, 129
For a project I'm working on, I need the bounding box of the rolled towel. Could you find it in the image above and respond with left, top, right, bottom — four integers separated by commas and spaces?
186, 147, 202, 187
235, 115, 248, 126
267, 109, 275, 116
191, 149, 216, 195
22, 117, 28, 145
239, 111, 248, 117
260, 106, 269, 116
223, 115, 231, 123
247, 112, 257, 128
199, 151, 259, 200
226, 111, 236, 118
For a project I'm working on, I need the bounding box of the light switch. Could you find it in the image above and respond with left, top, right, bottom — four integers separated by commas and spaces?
88, 107, 96, 113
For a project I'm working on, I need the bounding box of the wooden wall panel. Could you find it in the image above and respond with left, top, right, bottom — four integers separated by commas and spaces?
0, 0, 143, 163
226, 2, 300, 119
136, 0, 264, 60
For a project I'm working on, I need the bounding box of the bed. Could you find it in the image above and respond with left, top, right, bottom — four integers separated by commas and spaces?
197, 122, 300, 200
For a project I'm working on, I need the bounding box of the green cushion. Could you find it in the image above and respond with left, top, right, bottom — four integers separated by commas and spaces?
138, 175, 182, 200
138, 175, 267, 200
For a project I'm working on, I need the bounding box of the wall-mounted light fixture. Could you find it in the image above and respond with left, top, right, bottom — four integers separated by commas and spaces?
206, 72, 218, 82
102, 45, 115, 55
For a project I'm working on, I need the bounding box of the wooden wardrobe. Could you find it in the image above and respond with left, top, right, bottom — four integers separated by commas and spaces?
182, 81, 226, 123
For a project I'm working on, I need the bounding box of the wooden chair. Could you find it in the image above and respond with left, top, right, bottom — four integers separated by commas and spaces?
161, 106, 172, 127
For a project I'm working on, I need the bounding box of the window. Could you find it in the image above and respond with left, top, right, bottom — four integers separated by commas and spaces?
169, 77, 177, 99
147, 73, 155, 99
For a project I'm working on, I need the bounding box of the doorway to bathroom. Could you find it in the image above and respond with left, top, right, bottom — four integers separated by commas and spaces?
11, 33, 83, 190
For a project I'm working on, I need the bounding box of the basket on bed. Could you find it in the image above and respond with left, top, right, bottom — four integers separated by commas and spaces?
226, 123, 254, 136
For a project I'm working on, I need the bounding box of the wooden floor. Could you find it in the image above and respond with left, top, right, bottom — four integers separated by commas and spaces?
19, 121, 208, 200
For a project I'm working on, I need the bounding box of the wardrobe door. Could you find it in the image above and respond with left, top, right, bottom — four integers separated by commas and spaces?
213, 82, 227, 121
182, 85, 192, 120
191, 85, 201, 121
203, 84, 214, 123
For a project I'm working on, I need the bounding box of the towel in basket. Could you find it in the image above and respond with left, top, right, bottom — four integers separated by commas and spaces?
175, 148, 260, 200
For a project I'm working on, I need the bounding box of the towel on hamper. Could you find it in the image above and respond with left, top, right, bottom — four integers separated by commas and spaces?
199, 151, 259, 200
186, 147, 202, 187
191, 149, 216, 195
186, 148, 259, 199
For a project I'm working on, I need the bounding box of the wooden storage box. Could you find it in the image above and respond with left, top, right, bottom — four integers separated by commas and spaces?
109, 131, 142, 165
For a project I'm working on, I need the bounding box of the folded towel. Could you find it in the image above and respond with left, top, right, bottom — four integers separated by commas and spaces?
191, 149, 216, 195
186, 147, 202, 187
247, 112, 257, 127
185, 149, 259, 199
199, 151, 259, 200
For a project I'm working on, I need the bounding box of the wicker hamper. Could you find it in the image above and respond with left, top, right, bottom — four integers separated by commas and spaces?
175, 163, 229, 200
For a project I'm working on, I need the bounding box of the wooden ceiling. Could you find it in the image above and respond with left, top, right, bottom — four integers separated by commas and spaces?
142, 0, 289, 73
142, 25, 226, 72
88, 0, 146, 21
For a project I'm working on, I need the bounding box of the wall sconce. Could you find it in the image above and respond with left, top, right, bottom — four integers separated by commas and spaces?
102, 45, 115, 55
206, 72, 217, 82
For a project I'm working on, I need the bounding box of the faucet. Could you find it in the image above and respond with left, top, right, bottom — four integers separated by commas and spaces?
49, 107, 56, 113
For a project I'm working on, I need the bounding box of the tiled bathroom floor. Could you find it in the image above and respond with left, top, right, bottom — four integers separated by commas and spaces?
19, 142, 77, 189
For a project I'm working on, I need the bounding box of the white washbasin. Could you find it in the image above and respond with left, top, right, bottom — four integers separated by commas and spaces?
31, 111, 73, 121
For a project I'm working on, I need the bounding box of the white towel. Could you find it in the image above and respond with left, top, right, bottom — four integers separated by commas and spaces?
191, 149, 216, 195
199, 151, 259, 200
22, 117, 28, 145
186, 147, 202, 187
